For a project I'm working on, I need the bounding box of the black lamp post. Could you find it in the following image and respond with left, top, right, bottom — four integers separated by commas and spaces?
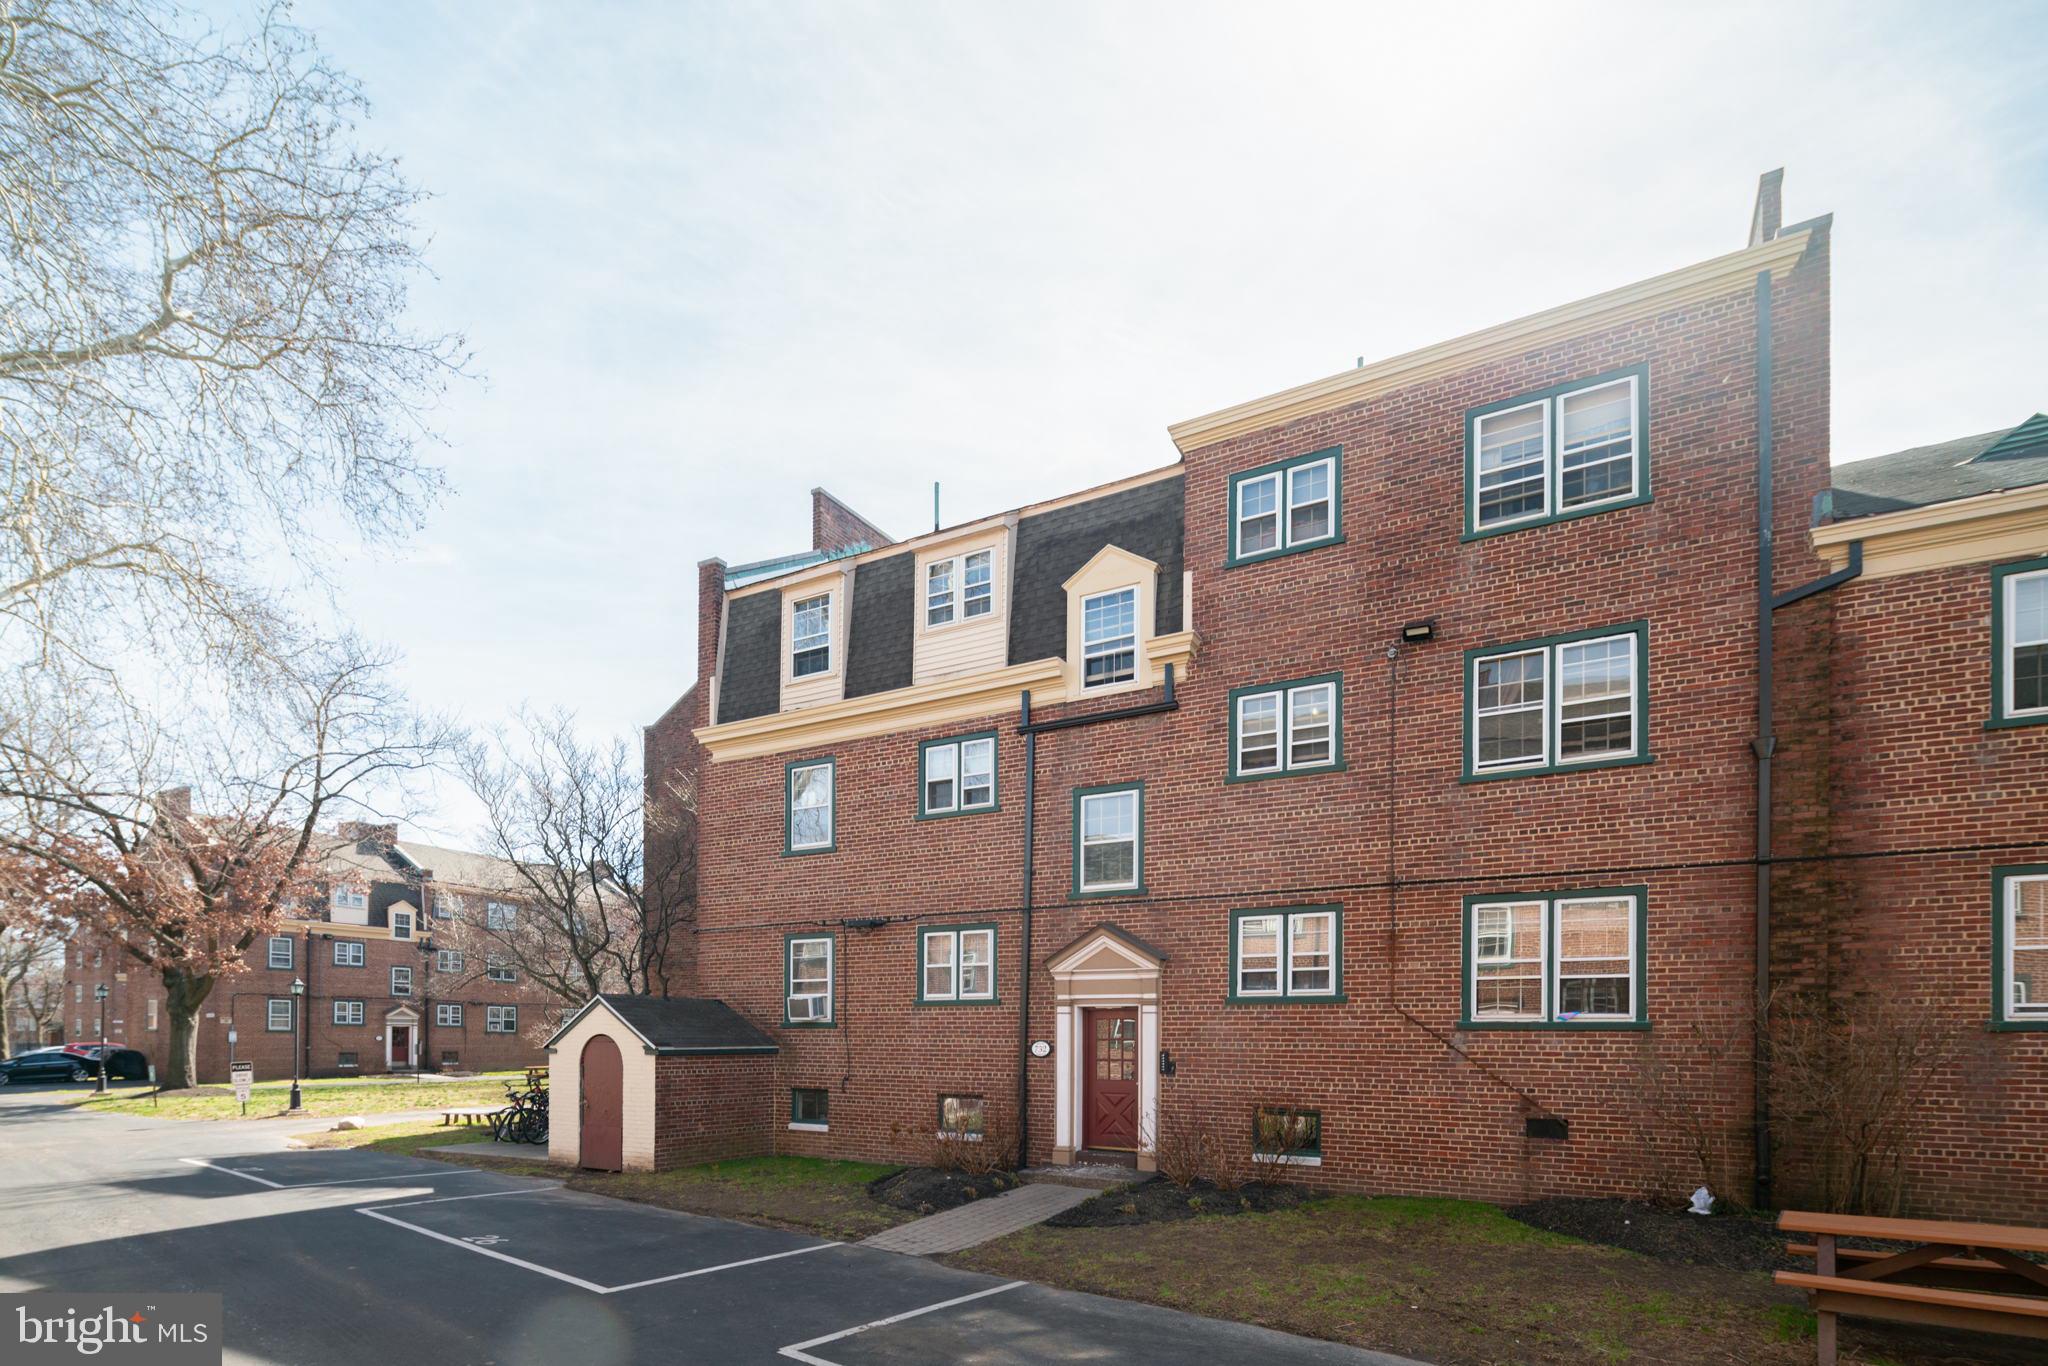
92, 984, 109, 1093
288, 977, 305, 1111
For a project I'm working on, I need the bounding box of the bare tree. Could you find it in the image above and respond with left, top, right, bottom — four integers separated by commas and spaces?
17, 944, 63, 1042
0, 637, 451, 1085
448, 709, 694, 1011
0, 852, 71, 1055
0, 0, 464, 676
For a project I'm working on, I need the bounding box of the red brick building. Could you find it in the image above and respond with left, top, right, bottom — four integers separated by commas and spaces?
63, 823, 558, 1082
635, 173, 2046, 1218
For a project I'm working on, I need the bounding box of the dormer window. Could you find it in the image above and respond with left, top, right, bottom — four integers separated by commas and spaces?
1081, 588, 1137, 689
791, 593, 832, 677
925, 549, 994, 627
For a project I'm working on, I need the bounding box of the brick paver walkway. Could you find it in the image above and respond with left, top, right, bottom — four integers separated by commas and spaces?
860, 1181, 1094, 1255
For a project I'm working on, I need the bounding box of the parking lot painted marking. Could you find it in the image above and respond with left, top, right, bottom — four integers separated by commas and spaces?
358, 1193, 839, 1295
778, 1281, 1028, 1365
176, 1158, 441, 1190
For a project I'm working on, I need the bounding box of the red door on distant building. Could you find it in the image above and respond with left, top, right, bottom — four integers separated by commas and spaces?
580, 1034, 623, 1171
1082, 1008, 1139, 1151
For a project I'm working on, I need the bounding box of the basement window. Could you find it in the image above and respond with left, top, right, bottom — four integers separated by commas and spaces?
337, 1052, 358, 1069
1252, 1106, 1322, 1165
938, 1094, 986, 1139
790, 1087, 829, 1131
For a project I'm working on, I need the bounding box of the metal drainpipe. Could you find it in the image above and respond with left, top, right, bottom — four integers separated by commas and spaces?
1752, 267, 1776, 1210
1016, 691, 1036, 1166
304, 926, 316, 1082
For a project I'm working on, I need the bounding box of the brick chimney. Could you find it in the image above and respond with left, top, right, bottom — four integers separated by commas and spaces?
696, 557, 726, 719
811, 488, 893, 554
1748, 168, 1784, 247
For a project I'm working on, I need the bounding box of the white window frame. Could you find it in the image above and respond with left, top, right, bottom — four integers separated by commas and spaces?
787, 936, 834, 1023
1551, 895, 1637, 1023
790, 590, 833, 678
1076, 787, 1141, 894
1471, 373, 1643, 532
485, 956, 516, 983
145, 998, 158, 1031
1471, 631, 1640, 775
391, 910, 414, 941
921, 735, 996, 815
337, 1052, 359, 1069
436, 1003, 464, 1027
1233, 679, 1340, 777
1080, 586, 1138, 691
1466, 894, 1642, 1025
333, 939, 365, 967
390, 965, 412, 998
2002, 567, 2048, 720
485, 1005, 517, 1034
1234, 910, 1339, 999
1232, 452, 1339, 561
330, 886, 368, 913
1467, 900, 1548, 1023
433, 893, 458, 920
2004, 873, 2048, 1021
788, 760, 834, 851
266, 998, 292, 1032
921, 926, 995, 1002
267, 936, 294, 970
924, 548, 995, 629
485, 901, 516, 931
436, 949, 464, 974
333, 999, 365, 1026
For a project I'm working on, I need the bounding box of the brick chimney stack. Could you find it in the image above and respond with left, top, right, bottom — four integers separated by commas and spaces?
1748, 168, 1784, 247
811, 487, 894, 554
696, 557, 726, 721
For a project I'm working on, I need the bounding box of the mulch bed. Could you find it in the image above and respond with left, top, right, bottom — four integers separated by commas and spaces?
1047, 1177, 1315, 1228
872, 1167, 1022, 1215
1507, 1197, 1795, 1272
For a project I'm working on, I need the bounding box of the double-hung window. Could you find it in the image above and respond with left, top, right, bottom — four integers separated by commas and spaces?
1995, 866, 2048, 1029
331, 886, 368, 914
925, 549, 994, 627
1230, 675, 1342, 778
1081, 588, 1137, 689
436, 1003, 464, 1027
786, 935, 834, 1024
1463, 889, 1646, 1027
786, 758, 835, 853
436, 949, 463, 974
333, 999, 365, 1026
267, 936, 294, 970
1467, 368, 1648, 535
266, 999, 292, 1031
486, 1005, 517, 1034
1231, 907, 1341, 1001
333, 939, 365, 967
920, 734, 996, 817
920, 925, 996, 1003
485, 955, 516, 983
1229, 448, 1342, 564
1466, 623, 1646, 778
1993, 560, 2048, 727
1074, 784, 1142, 896
391, 909, 414, 941
791, 592, 832, 677
485, 900, 516, 931
390, 966, 412, 998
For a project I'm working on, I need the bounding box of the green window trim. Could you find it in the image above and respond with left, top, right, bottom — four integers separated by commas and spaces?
1988, 556, 2048, 729
1459, 886, 1650, 1030
1226, 445, 1345, 567
1226, 672, 1346, 782
1227, 906, 1345, 1003
916, 731, 1001, 819
790, 1087, 830, 1126
783, 931, 837, 1027
917, 922, 1000, 1004
784, 756, 836, 855
1992, 865, 2048, 1031
1463, 363, 1651, 540
1070, 782, 1146, 900
1462, 621, 1651, 782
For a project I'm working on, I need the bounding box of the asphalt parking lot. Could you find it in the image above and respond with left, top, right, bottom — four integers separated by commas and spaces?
0, 1089, 1417, 1365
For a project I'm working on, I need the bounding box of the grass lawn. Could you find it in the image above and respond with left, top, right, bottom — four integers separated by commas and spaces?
73, 1074, 525, 1121
945, 1193, 2029, 1366
302, 1121, 909, 1241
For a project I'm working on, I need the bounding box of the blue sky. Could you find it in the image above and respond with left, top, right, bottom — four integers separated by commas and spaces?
275, 0, 2047, 839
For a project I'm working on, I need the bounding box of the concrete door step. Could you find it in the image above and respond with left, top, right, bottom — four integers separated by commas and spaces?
861, 1181, 1094, 1255
1019, 1163, 1147, 1191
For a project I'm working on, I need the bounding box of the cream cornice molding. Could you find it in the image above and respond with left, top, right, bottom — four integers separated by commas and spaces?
1167, 230, 1816, 454
1811, 483, 2048, 579
693, 629, 1202, 762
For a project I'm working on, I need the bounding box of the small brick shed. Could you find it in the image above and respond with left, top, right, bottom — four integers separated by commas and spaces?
545, 995, 778, 1171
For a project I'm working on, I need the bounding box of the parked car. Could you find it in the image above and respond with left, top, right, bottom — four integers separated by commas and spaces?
0, 1045, 148, 1084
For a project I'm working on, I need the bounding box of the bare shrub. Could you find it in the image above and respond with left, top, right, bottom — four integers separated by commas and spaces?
1152, 1109, 1227, 1189
1633, 1020, 1734, 1199
923, 1107, 1015, 1176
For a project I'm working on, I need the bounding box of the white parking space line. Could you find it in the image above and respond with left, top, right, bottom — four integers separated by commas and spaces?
778, 1281, 1028, 1365
366, 1185, 561, 1209
357, 1196, 840, 1295
176, 1158, 441, 1190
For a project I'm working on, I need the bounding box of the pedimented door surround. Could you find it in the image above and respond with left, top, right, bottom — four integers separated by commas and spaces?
1047, 923, 1164, 1171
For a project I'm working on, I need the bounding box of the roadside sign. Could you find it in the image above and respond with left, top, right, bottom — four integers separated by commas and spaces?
230, 1062, 254, 1115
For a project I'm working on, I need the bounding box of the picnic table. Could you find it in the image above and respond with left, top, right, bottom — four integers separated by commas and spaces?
439, 1107, 497, 1127
1775, 1210, 2048, 1364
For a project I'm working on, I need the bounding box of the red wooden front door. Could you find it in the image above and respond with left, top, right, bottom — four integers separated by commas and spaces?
580, 1034, 623, 1171
1083, 1008, 1139, 1151
389, 1026, 410, 1069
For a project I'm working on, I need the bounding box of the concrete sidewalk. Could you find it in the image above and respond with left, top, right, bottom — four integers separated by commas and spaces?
860, 1181, 1093, 1255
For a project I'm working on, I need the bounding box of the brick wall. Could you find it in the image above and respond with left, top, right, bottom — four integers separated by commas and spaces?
654, 1055, 777, 1167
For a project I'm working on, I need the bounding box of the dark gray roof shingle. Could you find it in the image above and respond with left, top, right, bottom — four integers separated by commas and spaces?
1828, 416, 2048, 520
595, 995, 778, 1054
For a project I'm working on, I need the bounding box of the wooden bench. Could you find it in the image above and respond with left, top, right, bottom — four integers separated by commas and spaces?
1775, 1210, 2048, 1364
439, 1107, 497, 1127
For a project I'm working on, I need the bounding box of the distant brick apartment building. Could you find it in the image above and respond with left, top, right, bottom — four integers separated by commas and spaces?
63, 823, 556, 1082
635, 172, 2046, 1218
